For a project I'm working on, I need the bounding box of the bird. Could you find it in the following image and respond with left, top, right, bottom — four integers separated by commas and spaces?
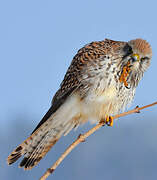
7, 38, 152, 170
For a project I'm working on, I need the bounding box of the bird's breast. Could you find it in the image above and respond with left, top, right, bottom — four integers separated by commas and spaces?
78, 85, 119, 123
95, 86, 117, 102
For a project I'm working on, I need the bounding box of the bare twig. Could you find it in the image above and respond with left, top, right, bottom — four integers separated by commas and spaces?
40, 101, 157, 180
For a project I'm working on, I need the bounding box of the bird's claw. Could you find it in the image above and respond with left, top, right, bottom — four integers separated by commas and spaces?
105, 116, 114, 126
119, 61, 131, 88
100, 116, 114, 126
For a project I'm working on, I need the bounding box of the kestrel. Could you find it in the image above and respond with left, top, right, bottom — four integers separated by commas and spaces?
7, 38, 152, 170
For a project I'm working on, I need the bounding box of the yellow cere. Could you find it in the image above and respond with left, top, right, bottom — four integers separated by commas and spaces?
132, 53, 140, 61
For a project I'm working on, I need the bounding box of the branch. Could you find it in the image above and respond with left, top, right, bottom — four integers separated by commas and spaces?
40, 101, 157, 180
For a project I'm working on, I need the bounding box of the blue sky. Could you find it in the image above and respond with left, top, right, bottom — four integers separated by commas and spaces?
1, 0, 157, 180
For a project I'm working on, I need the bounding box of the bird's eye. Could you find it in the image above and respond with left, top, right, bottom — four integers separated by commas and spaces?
132, 54, 140, 61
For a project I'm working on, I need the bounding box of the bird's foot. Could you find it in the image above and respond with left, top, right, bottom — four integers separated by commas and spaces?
105, 116, 114, 126
100, 116, 114, 126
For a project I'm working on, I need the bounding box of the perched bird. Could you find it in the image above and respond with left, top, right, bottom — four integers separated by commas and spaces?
7, 38, 152, 170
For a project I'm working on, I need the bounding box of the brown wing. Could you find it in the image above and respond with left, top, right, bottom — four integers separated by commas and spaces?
31, 40, 109, 134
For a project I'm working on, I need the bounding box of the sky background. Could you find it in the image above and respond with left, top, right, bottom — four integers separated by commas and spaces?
1, 0, 157, 180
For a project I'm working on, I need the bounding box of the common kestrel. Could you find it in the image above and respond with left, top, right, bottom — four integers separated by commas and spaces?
7, 38, 152, 170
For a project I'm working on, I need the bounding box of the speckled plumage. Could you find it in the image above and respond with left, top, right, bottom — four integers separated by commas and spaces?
7, 38, 152, 170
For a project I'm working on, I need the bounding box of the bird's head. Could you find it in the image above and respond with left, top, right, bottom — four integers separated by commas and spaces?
127, 39, 152, 72
120, 39, 152, 88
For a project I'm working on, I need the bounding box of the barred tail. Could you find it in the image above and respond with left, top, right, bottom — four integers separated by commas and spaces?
7, 118, 76, 170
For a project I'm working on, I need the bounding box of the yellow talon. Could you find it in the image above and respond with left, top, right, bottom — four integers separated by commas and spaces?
105, 116, 114, 127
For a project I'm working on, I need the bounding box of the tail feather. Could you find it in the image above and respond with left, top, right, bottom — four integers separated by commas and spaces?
7, 119, 76, 170
7, 129, 43, 166
20, 137, 59, 170
7, 145, 23, 165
